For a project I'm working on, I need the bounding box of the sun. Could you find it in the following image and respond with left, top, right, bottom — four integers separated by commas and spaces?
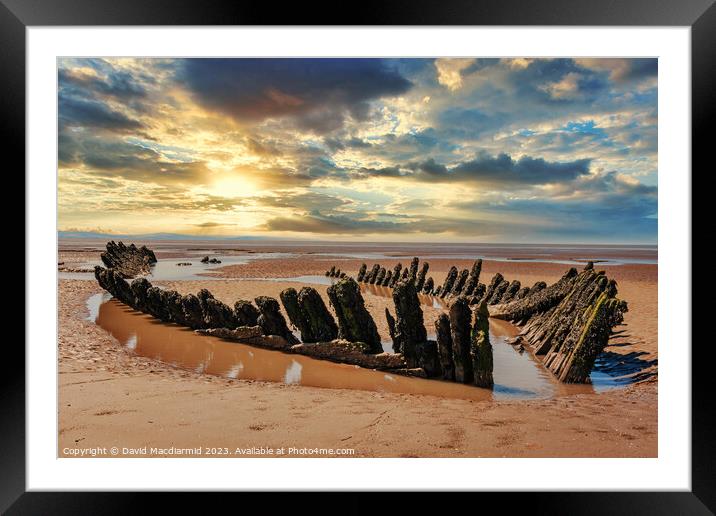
205, 174, 261, 198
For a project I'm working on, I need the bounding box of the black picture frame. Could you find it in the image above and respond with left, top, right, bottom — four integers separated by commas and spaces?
4, 0, 710, 512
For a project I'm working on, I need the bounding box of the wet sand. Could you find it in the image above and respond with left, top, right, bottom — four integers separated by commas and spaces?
58, 243, 657, 458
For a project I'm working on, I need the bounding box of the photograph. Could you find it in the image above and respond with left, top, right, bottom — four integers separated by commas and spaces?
57, 56, 658, 459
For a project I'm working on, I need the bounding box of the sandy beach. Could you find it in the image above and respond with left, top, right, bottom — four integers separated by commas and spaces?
58, 242, 657, 458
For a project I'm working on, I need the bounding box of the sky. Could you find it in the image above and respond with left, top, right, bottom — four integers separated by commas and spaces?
57, 57, 658, 243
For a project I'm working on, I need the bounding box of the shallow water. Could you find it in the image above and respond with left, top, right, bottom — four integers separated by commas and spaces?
59, 252, 295, 281
86, 293, 630, 400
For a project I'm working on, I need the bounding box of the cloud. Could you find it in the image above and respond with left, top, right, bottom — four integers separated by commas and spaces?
449, 153, 591, 184
57, 57, 658, 242
60, 136, 210, 186
59, 96, 145, 132
263, 210, 507, 236
59, 66, 147, 101
575, 58, 657, 83
434, 58, 477, 90
354, 152, 592, 186
179, 58, 413, 132
255, 191, 350, 211
191, 221, 237, 228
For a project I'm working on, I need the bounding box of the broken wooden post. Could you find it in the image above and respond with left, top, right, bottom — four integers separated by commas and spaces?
297, 286, 339, 343
385, 308, 398, 352
500, 280, 522, 304
415, 262, 429, 291
357, 263, 367, 282
327, 277, 382, 353
440, 266, 458, 298
389, 263, 402, 287
449, 296, 474, 383
391, 279, 428, 366
234, 300, 260, 326
255, 295, 299, 344
422, 277, 435, 295
408, 257, 419, 282
450, 268, 469, 297
375, 267, 386, 285
471, 300, 493, 388
488, 279, 510, 305
462, 259, 483, 296
435, 313, 455, 381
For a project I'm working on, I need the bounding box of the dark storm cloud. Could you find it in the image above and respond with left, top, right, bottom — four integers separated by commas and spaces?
59, 135, 209, 185
615, 59, 658, 82
178, 58, 413, 131
504, 59, 610, 104
59, 96, 145, 132
354, 152, 591, 185
59, 67, 147, 101
448, 153, 591, 184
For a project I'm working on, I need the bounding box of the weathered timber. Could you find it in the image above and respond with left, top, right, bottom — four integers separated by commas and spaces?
198, 327, 291, 350
289, 341, 407, 370
100, 240, 157, 278
471, 300, 493, 388
529, 281, 547, 296
408, 257, 419, 282
165, 290, 186, 325
490, 265, 627, 384
180, 293, 205, 329
146, 286, 171, 321
326, 277, 382, 353
440, 267, 459, 298
389, 263, 402, 287
472, 283, 486, 302
449, 296, 474, 383
422, 277, 435, 295
488, 279, 510, 305
255, 295, 299, 344
500, 280, 522, 304
462, 259, 483, 297
450, 269, 469, 297
202, 328, 408, 370
382, 270, 393, 286
202, 297, 237, 329
435, 313, 455, 381
391, 279, 428, 368
280, 288, 308, 338
375, 267, 386, 285
385, 308, 398, 352
483, 273, 504, 303
95, 266, 134, 307
357, 263, 367, 282
297, 286, 339, 342
367, 264, 380, 284
415, 262, 429, 291
234, 300, 260, 326
489, 268, 578, 323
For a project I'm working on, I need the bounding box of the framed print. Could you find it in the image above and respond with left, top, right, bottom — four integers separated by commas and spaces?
4, 0, 711, 512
